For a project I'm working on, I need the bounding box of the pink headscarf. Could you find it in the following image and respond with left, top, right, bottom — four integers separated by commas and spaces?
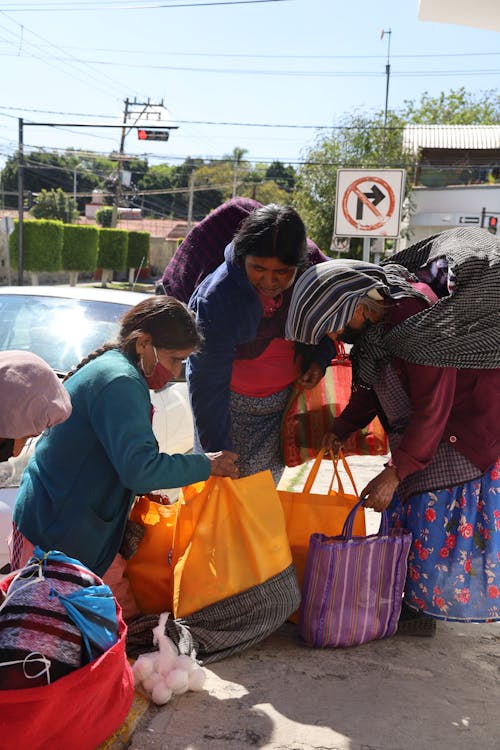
0, 350, 72, 438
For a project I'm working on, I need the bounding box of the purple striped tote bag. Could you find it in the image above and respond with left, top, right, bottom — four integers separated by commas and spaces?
298, 501, 412, 648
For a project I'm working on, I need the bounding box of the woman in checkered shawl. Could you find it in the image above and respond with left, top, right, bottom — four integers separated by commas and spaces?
286, 227, 500, 628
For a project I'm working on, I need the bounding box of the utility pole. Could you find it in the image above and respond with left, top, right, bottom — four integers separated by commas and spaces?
111, 97, 130, 229
187, 171, 195, 232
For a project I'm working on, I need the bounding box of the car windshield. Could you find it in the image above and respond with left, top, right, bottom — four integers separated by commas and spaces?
0, 294, 131, 374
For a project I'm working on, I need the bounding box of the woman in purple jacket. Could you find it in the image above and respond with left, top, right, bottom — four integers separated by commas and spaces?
286, 228, 500, 631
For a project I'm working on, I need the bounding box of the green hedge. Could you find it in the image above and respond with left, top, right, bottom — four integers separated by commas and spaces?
95, 207, 114, 228
127, 230, 150, 269
9, 219, 63, 272
62, 224, 99, 271
97, 228, 128, 271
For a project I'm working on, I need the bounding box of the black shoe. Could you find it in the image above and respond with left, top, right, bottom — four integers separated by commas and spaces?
397, 602, 437, 637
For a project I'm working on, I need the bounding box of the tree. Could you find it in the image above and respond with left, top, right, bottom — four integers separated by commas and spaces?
265, 161, 296, 193
404, 87, 500, 124
135, 164, 176, 217
293, 110, 412, 254
95, 207, 114, 227
30, 188, 78, 223
293, 87, 500, 253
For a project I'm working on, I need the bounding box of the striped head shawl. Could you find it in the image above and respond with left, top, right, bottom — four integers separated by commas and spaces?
285, 259, 426, 345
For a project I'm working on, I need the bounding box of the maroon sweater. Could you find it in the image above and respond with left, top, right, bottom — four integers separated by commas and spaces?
332, 297, 500, 481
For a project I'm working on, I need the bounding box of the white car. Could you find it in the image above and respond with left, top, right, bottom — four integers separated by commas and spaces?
0, 285, 194, 570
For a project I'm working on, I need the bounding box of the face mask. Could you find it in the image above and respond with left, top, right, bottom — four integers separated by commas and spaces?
141, 346, 173, 391
338, 319, 372, 345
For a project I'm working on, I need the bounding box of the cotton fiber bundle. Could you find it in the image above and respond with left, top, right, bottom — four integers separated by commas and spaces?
131, 612, 206, 705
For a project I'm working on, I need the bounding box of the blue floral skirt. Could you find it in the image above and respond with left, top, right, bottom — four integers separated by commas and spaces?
388, 458, 500, 622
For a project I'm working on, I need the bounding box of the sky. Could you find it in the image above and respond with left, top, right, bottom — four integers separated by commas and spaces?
0, 0, 499, 171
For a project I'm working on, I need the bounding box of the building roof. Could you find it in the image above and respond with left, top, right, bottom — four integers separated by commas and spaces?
418, 0, 500, 33
78, 215, 193, 239
403, 125, 500, 154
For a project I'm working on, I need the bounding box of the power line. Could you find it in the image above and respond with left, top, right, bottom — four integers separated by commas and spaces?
2, 50, 499, 78
0, 11, 140, 102
1, 41, 500, 60
0, 0, 289, 11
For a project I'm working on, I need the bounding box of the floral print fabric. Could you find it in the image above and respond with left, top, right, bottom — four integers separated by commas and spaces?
389, 458, 500, 622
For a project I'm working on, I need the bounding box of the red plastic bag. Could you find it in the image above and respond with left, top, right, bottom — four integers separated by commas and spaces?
0, 575, 134, 750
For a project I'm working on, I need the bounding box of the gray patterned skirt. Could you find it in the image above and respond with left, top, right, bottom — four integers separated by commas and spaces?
230, 386, 293, 484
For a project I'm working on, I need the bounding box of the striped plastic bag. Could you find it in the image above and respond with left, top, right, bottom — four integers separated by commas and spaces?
299, 501, 412, 648
280, 360, 389, 468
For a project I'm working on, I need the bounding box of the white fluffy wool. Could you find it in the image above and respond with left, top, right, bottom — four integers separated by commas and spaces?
132, 653, 156, 683
134, 612, 206, 705
187, 667, 206, 691
173, 654, 197, 673
151, 683, 173, 706
164, 668, 189, 694
141, 671, 164, 694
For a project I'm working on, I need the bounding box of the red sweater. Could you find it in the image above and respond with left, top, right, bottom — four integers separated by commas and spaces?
332, 297, 500, 480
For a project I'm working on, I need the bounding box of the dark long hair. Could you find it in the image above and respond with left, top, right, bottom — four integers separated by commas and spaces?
233, 204, 308, 267
64, 296, 202, 380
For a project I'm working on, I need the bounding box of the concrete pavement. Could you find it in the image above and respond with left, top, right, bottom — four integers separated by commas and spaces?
107, 456, 500, 750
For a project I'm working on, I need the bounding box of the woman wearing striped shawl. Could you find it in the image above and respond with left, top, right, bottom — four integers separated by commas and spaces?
286, 227, 500, 630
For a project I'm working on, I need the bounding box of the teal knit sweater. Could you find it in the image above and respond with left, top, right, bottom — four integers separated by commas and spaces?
14, 350, 210, 576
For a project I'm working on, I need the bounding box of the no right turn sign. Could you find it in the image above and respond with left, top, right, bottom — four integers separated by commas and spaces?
334, 169, 406, 238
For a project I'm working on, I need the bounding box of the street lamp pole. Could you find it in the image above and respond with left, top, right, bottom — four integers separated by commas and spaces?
17, 118, 24, 286
15, 115, 178, 284
380, 27, 392, 166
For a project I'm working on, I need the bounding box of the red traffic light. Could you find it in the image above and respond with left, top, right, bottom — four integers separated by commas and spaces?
488, 216, 498, 235
137, 129, 170, 142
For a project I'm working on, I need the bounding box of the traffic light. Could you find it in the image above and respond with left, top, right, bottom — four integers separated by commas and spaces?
487, 216, 498, 235
137, 129, 170, 142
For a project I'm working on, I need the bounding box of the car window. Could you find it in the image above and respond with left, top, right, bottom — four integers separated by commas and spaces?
0, 295, 131, 374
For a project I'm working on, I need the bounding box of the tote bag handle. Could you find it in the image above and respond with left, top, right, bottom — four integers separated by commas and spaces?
303, 448, 359, 498
341, 499, 389, 540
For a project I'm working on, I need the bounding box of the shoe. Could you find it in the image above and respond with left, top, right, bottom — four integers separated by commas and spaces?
397, 602, 437, 637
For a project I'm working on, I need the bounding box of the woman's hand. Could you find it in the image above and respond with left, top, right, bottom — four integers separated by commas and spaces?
360, 466, 400, 513
296, 362, 324, 390
206, 450, 240, 478
322, 431, 344, 456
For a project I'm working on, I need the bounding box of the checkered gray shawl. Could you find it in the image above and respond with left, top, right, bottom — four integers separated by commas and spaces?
381, 227, 500, 371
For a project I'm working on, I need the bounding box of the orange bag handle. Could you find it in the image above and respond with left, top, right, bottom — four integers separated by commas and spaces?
302, 448, 359, 498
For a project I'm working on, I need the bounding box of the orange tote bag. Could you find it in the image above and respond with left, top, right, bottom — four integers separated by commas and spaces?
172, 471, 293, 618
126, 495, 179, 614
279, 449, 366, 597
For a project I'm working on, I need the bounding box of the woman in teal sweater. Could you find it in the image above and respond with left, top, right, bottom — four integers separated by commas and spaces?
12, 296, 238, 577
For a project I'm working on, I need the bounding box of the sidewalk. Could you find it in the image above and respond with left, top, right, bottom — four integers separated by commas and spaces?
109, 456, 500, 750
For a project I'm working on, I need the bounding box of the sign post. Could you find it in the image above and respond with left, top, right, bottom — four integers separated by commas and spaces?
334, 169, 406, 259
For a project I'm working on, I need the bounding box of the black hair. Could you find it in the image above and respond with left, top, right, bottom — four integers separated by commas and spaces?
64, 296, 202, 380
232, 204, 308, 267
